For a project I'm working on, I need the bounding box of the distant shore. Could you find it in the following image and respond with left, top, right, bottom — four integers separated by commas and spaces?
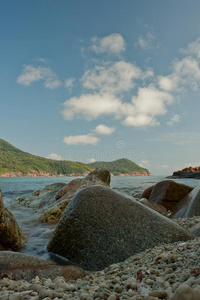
0, 171, 152, 178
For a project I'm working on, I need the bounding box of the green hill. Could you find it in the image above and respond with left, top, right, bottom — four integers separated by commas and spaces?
88, 158, 150, 175
0, 139, 151, 176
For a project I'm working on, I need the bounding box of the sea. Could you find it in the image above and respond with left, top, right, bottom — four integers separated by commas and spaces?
0, 175, 200, 263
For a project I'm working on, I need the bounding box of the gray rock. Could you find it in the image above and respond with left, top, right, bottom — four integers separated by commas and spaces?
190, 222, 200, 236
172, 185, 200, 219
47, 185, 195, 271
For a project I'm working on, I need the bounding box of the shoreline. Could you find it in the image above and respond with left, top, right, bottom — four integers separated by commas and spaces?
0, 172, 152, 178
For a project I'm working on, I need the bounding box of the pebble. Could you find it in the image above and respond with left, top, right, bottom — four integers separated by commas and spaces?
0, 217, 200, 299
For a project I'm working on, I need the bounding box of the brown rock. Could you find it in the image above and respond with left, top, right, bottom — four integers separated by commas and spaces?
0, 251, 85, 281
140, 185, 155, 199
0, 190, 26, 250
139, 198, 168, 216
149, 180, 193, 211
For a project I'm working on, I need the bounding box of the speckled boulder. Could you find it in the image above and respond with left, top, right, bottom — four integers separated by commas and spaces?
148, 180, 193, 212
172, 185, 200, 219
0, 190, 26, 250
0, 251, 85, 281
47, 185, 195, 271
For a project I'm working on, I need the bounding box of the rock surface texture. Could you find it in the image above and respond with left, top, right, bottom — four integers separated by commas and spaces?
172, 185, 200, 219
0, 190, 26, 250
47, 185, 195, 271
0, 251, 85, 281
143, 180, 193, 212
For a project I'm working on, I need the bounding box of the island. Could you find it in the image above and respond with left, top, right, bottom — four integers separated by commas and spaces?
0, 139, 151, 177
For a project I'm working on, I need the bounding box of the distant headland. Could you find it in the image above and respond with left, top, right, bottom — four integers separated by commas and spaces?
0, 139, 151, 177
168, 166, 200, 179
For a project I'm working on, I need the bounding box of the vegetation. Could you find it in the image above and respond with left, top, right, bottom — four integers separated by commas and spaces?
0, 139, 150, 176
88, 158, 150, 175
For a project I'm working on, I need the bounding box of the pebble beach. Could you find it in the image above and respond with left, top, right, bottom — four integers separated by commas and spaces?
1, 216, 200, 300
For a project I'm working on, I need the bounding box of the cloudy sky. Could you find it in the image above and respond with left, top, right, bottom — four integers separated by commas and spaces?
1, 0, 200, 175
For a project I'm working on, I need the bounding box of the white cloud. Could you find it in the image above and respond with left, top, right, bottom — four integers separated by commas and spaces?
65, 78, 75, 89
122, 85, 173, 127
87, 158, 97, 163
62, 93, 122, 120
46, 153, 63, 160
158, 76, 177, 91
158, 56, 200, 92
181, 37, 200, 58
81, 61, 142, 94
136, 33, 155, 50
91, 33, 126, 55
167, 114, 180, 126
94, 124, 115, 135
62, 85, 173, 128
17, 65, 62, 89
63, 134, 99, 146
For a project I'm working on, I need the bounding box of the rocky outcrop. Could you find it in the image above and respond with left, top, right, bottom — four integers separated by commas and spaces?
12, 169, 111, 224
141, 180, 193, 212
0, 190, 26, 251
0, 251, 85, 281
169, 166, 200, 179
47, 185, 195, 271
172, 185, 200, 219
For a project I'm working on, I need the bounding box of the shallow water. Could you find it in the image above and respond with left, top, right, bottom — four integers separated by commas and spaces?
0, 175, 200, 262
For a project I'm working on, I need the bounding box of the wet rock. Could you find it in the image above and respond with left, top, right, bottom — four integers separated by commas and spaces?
147, 180, 193, 212
172, 185, 200, 219
47, 185, 195, 271
0, 190, 26, 250
0, 251, 85, 281
11, 169, 111, 224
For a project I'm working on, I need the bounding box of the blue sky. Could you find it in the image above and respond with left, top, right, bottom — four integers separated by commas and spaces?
1, 0, 200, 175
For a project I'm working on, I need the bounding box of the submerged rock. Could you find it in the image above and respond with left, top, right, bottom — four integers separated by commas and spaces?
172, 185, 200, 219
0, 190, 26, 251
47, 185, 195, 271
0, 251, 85, 281
11, 168, 111, 224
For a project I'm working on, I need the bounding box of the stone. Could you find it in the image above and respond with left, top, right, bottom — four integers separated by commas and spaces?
0, 251, 85, 281
47, 185, 194, 271
172, 185, 200, 219
139, 198, 168, 216
148, 180, 193, 212
12, 169, 111, 224
190, 222, 200, 236
172, 284, 200, 300
140, 185, 155, 199
0, 190, 26, 250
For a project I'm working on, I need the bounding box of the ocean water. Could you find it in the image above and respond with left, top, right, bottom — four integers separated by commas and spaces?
0, 175, 200, 262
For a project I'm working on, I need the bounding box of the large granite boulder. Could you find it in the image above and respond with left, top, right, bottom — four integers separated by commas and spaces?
12, 168, 111, 224
143, 180, 193, 212
0, 251, 85, 281
0, 190, 26, 250
47, 185, 194, 271
172, 185, 200, 219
